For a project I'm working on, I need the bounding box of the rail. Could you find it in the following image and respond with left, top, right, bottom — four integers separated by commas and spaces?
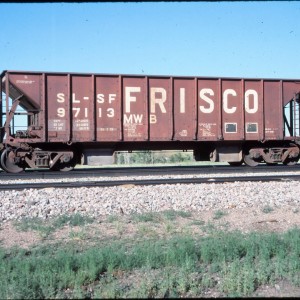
1, 173, 300, 191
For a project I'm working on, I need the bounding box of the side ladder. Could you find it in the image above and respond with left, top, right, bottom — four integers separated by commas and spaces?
294, 95, 300, 137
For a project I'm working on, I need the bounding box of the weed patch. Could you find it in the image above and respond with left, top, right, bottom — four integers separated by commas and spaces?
2, 228, 300, 298
213, 210, 228, 220
13, 213, 95, 239
162, 210, 192, 220
131, 212, 161, 223
14, 217, 54, 238
261, 205, 274, 214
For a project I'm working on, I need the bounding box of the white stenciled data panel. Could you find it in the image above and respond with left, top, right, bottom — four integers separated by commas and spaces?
95, 76, 121, 141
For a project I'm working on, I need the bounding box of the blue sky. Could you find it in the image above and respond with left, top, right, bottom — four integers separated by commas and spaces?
1, 1, 300, 79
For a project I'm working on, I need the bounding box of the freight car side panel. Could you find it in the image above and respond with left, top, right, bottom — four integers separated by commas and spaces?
283, 81, 300, 106
173, 78, 197, 140
96, 76, 122, 141
264, 81, 283, 140
244, 80, 264, 141
221, 80, 243, 141
197, 79, 220, 140
149, 77, 173, 140
122, 77, 148, 141
0, 76, 2, 139
9, 73, 43, 110
71, 75, 94, 142
8, 73, 46, 142
7, 71, 300, 148
47, 75, 70, 142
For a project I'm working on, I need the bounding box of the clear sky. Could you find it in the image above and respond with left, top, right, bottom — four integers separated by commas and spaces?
1, 1, 300, 79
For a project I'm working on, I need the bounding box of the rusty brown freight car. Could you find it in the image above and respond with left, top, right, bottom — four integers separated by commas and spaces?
1, 70, 300, 173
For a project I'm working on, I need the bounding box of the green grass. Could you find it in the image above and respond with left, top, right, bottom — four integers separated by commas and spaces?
14, 213, 95, 238
131, 212, 161, 223
162, 209, 192, 220
213, 210, 228, 220
74, 149, 228, 169
131, 210, 192, 223
1, 228, 300, 298
106, 215, 119, 223
54, 213, 94, 227
261, 205, 274, 214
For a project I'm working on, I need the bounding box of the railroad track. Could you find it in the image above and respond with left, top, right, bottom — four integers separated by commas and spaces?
1, 164, 300, 180
1, 171, 300, 191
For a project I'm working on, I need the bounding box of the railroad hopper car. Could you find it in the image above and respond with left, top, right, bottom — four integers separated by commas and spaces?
1, 70, 300, 173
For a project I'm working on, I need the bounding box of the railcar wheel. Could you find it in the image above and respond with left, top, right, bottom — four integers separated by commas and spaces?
0, 150, 2, 171
243, 153, 259, 167
0, 149, 24, 173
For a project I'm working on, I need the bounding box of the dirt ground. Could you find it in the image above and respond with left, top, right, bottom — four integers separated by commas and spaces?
1, 206, 300, 298
1, 206, 300, 249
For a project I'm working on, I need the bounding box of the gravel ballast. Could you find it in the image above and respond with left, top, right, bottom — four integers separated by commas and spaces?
1, 178, 300, 222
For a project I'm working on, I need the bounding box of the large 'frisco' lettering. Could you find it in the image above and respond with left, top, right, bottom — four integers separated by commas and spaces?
125, 87, 141, 113
223, 89, 237, 114
199, 89, 214, 113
